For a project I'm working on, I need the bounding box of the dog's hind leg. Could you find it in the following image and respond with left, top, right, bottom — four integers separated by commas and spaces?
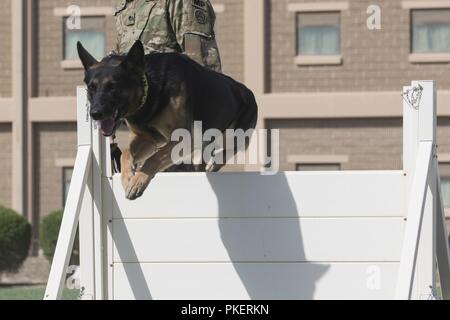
206, 88, 258, 173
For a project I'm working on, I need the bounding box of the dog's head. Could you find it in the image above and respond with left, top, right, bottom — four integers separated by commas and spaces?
77, 41, 146, 137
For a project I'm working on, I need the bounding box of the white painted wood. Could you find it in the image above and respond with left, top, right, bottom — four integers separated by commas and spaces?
79, 166, 95, 300
91, 123, 105, 300
103, 177, 115, 300
402, 83, 420, 296
112, 218, 404, 263
48, 81, 450, 300
412, 81, 437, 299
412, 171, 436, 300
113, 263, 399, 300
44, 146, 92, 300
395, 141, 433, 299
77, 87, 91, 147
77, 86, 96, 300
403, 83, 419, 178
418, 81, 436, 143
436, 175, 450, 300
112, 171, 406, 219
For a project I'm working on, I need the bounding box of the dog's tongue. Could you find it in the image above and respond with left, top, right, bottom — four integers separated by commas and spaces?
100, 119, 115, 136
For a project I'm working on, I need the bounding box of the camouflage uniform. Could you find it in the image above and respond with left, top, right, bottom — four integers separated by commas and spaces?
115, 0, 222, 72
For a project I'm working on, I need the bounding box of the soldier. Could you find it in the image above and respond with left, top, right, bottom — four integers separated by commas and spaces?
113, 0, 222, 171
114, 0, 222, 72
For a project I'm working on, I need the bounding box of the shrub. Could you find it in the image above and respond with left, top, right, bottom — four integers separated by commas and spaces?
0, 207, 31, 273
40, 210, 79, 265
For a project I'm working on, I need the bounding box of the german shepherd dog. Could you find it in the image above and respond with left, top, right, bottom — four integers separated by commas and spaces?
77, 40, 258, 200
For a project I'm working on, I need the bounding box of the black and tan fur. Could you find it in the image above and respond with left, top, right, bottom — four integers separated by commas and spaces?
77, 40, 258, 200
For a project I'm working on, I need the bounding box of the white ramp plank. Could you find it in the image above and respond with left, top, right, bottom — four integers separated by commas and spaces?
45, 146, 92, 300
437, 178, 450, 299
113, 218, 404, 263
113, 263, 399, 300
113, 172, 405, 219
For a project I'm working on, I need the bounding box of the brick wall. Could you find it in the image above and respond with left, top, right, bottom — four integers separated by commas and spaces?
37, 0, 117, 97
0, 0, 12, 97
270, 0, 450, 93
212, 0, 244, 82
268, 118, 450, 171
0, 125, 12, 207
37, 0, 244, 97
34, 123, 77, 219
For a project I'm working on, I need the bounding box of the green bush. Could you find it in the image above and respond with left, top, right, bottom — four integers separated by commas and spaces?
40, 210, 79, 265
0, 207, 31, 273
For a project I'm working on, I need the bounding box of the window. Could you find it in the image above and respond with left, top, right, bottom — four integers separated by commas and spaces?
296, 163, 341, 171
441, 178, 450, 208
63, 167, 74, 206
297, 12, 341, 56
411, 9, 450, 53
440, 163, 450, 209
64, 16, 106, 61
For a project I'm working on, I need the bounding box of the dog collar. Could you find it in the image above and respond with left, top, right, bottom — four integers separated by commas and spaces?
139, 72, 149, 109
126, 72, 149, 118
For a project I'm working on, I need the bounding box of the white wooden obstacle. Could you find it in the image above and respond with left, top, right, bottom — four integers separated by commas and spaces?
45, 81, 450, 300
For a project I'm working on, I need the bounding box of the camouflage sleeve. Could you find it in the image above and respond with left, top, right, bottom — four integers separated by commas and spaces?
114, 0, 128, 54
168, 0, 222, 72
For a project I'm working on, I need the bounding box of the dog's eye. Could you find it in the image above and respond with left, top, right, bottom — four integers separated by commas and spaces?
88, 83, 97, 91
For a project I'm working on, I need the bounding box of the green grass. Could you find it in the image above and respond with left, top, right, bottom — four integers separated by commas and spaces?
0, 285, 79, 300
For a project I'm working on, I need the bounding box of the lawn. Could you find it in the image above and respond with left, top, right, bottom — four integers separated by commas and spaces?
0, 285, 79, 300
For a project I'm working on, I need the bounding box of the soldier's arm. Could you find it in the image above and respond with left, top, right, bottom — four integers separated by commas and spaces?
168, 0, 222, 72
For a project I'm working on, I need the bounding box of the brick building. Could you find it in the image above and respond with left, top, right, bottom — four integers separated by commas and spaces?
1, 0, 450, 255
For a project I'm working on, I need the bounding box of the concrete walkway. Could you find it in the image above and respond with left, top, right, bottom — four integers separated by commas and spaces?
0, 256, 50, 285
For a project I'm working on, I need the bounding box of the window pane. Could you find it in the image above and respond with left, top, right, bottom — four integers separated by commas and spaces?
297, 12, 340, 55
441, 178, 450, 208
64, 17, 105, 60
412, 9, 450, 53
296, 163, 341, 171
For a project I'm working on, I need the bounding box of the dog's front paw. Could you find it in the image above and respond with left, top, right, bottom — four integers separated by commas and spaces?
123, 171, 153, 200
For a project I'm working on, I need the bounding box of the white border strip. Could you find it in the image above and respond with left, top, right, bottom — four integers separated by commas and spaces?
439, 154, 450, 163
0, 99, 14, 122
213, 3, 225, 13
54, 7, 115, 17
295, 55, 343, 66
288, 155, 350, 164
402, 1, 450, 9
61, 60, 83, 70
287, 2, 349, 12
55, 158, 76, 168
409, 53, 450, 63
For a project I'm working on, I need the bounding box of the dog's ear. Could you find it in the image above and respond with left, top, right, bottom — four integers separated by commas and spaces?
77, 42, 99, 70
121, 41, 145, 73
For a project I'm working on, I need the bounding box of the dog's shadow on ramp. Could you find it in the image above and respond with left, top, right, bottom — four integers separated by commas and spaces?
207, 172, 328, 300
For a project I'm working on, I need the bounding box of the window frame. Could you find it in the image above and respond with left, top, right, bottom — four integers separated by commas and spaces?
288, 2, 349, 66
54, 7, 114, 70
288, 154, 349, 171
295, 163, 341, 171
63, 16, 106, 65
402, 1, 450, 63
296, 12, 341, 55
439, 159, 450, 217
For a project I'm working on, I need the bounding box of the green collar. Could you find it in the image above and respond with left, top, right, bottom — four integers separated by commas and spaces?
126, 72, 149, 118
